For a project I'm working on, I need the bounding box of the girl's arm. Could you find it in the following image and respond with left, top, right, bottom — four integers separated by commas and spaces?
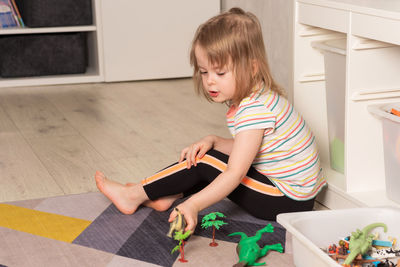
171, 128, 265, 231
212, 135, 234, 155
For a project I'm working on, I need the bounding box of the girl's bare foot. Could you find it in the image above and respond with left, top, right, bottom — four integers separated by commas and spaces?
126, 182, 182, 211
95, 171, 148, 215
144, 194, 183, 211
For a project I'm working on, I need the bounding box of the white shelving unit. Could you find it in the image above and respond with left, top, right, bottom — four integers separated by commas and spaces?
100, 0, 220, 82
294, 0, 400, 209
0, 0, 104, 88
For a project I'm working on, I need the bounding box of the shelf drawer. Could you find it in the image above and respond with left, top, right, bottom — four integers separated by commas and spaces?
15, 0, 92, 27
352, 13, 400, 46
297, 2, 349, 33
0, 33, 88, 78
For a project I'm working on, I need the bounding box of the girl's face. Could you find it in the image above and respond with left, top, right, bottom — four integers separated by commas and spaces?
195, 45, 236, 104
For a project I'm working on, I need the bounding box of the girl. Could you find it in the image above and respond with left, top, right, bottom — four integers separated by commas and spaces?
95, 7, 326, 233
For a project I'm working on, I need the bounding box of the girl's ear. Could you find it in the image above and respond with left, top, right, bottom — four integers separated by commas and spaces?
252, 59, 259, 78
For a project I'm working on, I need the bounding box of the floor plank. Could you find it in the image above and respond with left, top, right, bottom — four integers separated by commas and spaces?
0, 132, 64, 201
0, 93, 77, 139
26, 134, 111, 195
0, 105, 18, 133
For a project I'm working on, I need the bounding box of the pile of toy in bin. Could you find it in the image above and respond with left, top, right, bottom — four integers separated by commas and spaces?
322, 222, 400, 266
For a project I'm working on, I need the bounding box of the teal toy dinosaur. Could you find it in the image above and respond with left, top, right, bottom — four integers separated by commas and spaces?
343, 222, 388, 266
228, 224, 283, 267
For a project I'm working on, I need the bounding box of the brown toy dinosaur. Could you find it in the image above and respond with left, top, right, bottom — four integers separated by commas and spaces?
167, 208, 186, 238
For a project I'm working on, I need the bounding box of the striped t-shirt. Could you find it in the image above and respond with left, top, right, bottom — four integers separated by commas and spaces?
226, 86, 326, 200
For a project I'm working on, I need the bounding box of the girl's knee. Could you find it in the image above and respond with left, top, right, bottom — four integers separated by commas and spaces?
197, 149, 229, 165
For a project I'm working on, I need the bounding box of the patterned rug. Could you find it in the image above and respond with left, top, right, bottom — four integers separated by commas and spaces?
0, 192, 294, 267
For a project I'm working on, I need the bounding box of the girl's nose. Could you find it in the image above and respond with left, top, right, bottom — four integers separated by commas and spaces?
206, 74, 215, 85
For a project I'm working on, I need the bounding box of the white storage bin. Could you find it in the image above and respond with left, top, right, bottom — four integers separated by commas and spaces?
368, 103, 400, 204
312, 38, 347, 173
277, 207, 400, 267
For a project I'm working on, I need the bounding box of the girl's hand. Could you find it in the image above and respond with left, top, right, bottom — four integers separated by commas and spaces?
179, 135, 215, 169
168, 200, 199, 233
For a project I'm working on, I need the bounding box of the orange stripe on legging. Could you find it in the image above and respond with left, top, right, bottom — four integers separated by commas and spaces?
141, 155, 227, 185
200, 154, 227, 172
241, 177, 284, 196
141, 155, 283, 197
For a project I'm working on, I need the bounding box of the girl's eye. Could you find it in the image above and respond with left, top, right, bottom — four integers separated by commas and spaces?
217, 72, 225, 76
200, 71, 207, 75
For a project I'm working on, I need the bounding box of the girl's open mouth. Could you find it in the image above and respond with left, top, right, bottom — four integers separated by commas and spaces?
209, 91, 219, 97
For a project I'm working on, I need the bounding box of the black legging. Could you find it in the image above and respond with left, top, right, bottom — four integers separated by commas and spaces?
142, 149, 314, 220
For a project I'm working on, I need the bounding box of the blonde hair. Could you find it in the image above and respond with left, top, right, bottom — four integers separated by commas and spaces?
190, 7, 284, 106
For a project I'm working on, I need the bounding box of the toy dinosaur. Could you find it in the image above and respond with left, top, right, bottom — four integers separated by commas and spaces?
343, 222, 388, 266
228, 224, 283, 267
167, 208, 186, 238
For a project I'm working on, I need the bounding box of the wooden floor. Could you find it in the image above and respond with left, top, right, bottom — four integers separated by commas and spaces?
0, 78, 231, 202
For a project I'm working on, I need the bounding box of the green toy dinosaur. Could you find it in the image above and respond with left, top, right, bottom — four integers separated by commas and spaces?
343, 222, 388, 266
228, 224, 283, 267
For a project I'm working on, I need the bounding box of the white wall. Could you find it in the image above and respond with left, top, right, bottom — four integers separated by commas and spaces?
221, 0, 294, 101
